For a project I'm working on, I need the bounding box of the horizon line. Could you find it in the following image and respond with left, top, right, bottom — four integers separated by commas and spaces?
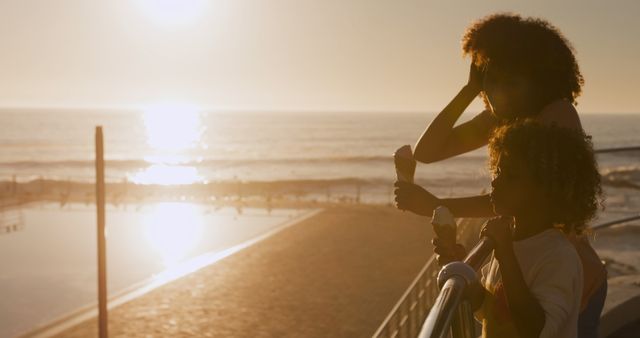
0, 105, 638, 115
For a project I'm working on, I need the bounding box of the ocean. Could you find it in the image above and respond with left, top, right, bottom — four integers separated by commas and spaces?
0, 110, 640, 186
0, 108, 638, 210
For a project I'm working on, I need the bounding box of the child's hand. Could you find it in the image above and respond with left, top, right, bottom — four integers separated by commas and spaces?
480, 217, 513, 253
393, 181, 440, 216
432, 237, 467, 266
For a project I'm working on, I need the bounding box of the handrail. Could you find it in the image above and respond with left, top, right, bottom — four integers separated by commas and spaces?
0, 206, 24, 235
372, 218, 485, 338
418, 238, 494, 338
594, 146, 640, 154
419, 277, 467, 338
371, 255, 439, 338
591, 215, 640, 231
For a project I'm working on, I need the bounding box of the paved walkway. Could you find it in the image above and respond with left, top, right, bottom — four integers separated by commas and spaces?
53, 205, 433, 338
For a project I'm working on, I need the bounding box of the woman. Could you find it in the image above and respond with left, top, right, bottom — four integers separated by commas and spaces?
394, 13, 607, 338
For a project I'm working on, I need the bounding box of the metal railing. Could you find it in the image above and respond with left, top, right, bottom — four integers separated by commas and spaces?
417, 237, 494, 338
594, 146, 640, 154
374, 213, 640, 338
376, 214, 640, 338
591, 215, 640, 231
0, 206, 24, 234
372, 218, 486, 338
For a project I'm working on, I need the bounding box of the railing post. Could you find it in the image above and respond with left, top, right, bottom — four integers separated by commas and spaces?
95, 126, 108, 338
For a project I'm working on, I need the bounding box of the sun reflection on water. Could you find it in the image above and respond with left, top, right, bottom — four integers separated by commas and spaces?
143, 202, 204, 267
130, 102, 205, 185
131, 164, 202, 185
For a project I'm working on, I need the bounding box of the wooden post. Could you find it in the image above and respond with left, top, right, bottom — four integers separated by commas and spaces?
95, 126, 108, 338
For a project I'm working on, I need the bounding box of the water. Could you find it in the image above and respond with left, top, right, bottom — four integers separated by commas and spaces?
0, 109, 638, 191
0, 202, 309, 337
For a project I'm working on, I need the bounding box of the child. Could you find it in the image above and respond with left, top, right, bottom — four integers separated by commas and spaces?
452, 120, 602, 338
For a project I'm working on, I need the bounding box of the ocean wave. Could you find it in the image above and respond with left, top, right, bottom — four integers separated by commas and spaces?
2, 166, 632, 193
0, 155, 489, 169
601, 166, 640, 189
0, 175, 488, 189
0, 159, 147, 169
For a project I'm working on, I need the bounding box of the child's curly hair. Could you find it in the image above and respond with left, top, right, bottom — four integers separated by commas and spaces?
488, 120, 603, 234
462, 13, 584, 112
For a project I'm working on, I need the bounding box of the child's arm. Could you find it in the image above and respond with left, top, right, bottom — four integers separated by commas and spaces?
469, 282, 489, 312
495, 244, 546, 338
483, 219, 546, 338
432, 238, 488, 314
432, 237, 467, 266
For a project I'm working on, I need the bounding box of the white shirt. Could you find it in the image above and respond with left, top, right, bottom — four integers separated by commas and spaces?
479, 228, 583, 338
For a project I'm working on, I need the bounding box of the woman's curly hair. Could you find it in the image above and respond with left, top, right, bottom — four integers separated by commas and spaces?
462, 13, 584, 111
488, 120, 603, 234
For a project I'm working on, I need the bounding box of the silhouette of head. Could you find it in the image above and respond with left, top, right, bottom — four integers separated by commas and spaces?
462, 13, 584, 120
488, 120, 602, 234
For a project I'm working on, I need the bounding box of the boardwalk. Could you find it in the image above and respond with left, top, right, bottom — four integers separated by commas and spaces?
53, 205, 433, 338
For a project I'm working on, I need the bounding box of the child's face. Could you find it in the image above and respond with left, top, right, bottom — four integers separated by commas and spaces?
490, 154, 545, 217
483, 64, 532, 120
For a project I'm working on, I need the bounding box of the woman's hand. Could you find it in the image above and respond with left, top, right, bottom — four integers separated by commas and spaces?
394, 181, 440, 216
466, 61, 484, 95
480, 216, 514, 254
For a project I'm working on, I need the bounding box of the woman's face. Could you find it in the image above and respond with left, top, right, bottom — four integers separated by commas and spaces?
483, 64, 532, 120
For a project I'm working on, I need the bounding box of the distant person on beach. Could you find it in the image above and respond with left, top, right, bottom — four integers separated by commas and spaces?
471, 121, 600, 337
393, 14, 607, 338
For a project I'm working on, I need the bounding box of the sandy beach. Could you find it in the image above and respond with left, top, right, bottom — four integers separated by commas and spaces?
47, 205, 433, 338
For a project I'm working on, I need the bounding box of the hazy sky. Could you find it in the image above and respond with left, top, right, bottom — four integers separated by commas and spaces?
0, 0, 638, 113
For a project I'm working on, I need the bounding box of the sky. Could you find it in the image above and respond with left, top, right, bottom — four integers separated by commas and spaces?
0, 0, 638, 113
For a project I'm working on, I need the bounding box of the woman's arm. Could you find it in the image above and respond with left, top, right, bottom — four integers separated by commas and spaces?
440, 194, 496, 218
414, 64, 494, 163
394, 181, 496, 217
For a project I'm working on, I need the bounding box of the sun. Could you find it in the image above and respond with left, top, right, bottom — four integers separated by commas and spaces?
135, 0, 208, 28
